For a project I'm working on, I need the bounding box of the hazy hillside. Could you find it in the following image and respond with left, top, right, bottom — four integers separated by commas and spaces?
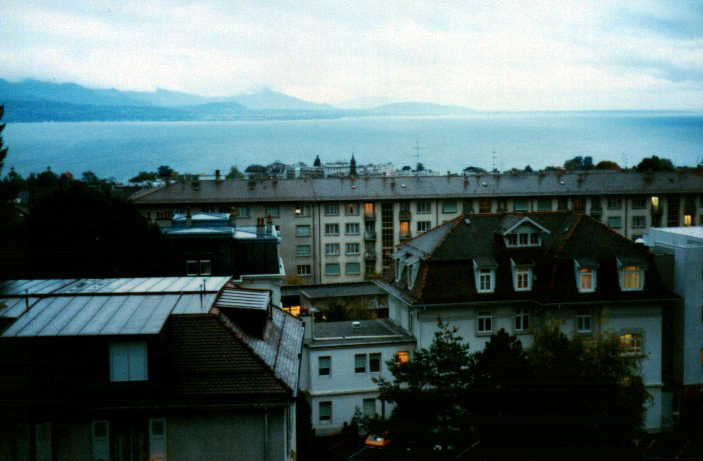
220, 87, 335, 111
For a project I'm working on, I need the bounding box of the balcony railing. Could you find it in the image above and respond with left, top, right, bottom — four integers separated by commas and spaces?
364, 212, 376, 221
364, 231, 377, 240
399, 210, 411, 221
364, 250, 377, 259
399, 231, 412, 241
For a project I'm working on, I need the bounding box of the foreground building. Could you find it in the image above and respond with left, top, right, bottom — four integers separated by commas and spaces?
131, 171, 703, 285
0, 277, 304, 461
376, 211, 679, 432
644, 226, 703, 422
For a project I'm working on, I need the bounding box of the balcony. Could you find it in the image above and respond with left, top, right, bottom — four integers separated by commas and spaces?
364, 250, 377, 259
399, 209, 411, 221
364, 212, 376, 221
399, 231, 412, 242
364, 231, 377, 241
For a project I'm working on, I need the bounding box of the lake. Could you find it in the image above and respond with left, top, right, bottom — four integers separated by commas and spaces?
3, 112, 703, 182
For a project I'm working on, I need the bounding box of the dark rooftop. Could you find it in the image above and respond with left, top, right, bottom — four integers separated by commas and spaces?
309, 318, 415, 348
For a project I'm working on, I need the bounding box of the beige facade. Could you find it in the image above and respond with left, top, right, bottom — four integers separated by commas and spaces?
132, 172, 703, 284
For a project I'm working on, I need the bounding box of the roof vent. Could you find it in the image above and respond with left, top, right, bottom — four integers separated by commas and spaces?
482, 182, 487, 187
352, 184, 356, 189
352, 321, 361, 329
560, 180, 565, 185
401, 184, 405, 188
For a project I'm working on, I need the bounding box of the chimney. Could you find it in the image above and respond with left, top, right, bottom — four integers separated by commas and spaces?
186, 207, 192, 227
229, 206, 237, 229
256, 217, 265, 237
215, 169, 221, 183
266, 215, 273, 235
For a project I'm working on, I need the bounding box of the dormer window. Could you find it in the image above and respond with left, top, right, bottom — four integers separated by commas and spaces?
617, 256, 647, 291
574, 257, 598, 293
406, 256, 420, 289
498, 216, 549, 248
511, 258, 534, 292
473, 257, 497, 293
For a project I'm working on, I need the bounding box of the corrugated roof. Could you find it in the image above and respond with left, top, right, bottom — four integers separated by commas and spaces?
0, 277, 230, 335
131, 171, 703, 205
213, 287, 270, 311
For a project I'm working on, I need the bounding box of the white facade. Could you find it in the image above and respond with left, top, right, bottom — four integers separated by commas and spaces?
387, 295, 668, 432
644, 227, 703, 388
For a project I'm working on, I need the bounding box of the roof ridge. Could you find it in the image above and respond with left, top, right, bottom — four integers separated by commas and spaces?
582, 213, 651, 252
554, 213, 584, 258
128, 183, 169, 201
210, 308, 293, 395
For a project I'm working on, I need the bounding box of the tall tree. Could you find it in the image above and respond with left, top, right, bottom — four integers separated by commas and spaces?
313, 155, 321, 167
636, 155, 674, 172
349, 154, 357, 176
225, 166, 245, 179
375, 319, 472, 449
156, 165, 176, 180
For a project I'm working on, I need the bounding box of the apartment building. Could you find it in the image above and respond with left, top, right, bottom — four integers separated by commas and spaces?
131, 171, 703, 285
376, 211, 680, 432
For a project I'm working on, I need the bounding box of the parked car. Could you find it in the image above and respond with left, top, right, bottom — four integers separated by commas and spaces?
365, 432, 391, 448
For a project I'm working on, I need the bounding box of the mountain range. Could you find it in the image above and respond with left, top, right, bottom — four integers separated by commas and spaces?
0, 78, 475, 122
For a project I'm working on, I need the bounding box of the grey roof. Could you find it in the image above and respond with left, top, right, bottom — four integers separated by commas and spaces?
0, 277, 230, 334
214, 305, 304, 396
288, 282, 386, 300
213, 287, 270, 311
474, 256, 499, 269
310, 318, 416, 348
131, 171, 703, 205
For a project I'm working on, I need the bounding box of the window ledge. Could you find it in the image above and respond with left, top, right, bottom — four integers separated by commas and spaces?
476, 331, 492, 337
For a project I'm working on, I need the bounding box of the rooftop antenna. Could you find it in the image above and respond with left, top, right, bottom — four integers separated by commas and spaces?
491, 149, 497, 172
413, 141, 423, 175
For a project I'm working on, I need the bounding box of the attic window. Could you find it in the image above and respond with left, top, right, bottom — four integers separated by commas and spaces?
505, 231, 541, 247
109, 341, 148, 382
617, 257, 646, 291
406, 257, 420, 289
511, 258, 534, 292
574, 258, 598, 293
473, 257, 497, 293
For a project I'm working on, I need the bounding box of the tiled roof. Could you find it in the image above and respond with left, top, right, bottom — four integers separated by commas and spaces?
168, 315, 289, 396
131, 171, 703, 204
378, 211, 678, 305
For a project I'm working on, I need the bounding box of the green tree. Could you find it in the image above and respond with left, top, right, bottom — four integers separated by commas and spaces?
157, 165, 176, 180
317, 300, 375, 321
375, 319, 472, 449
416, 162, 425, 171
595, 160, 622, 170
129, 171, 158, 183
564, 155, 594, 171
636, 155, 674, 172
313, 155, 321, 167
225, 166, 245, 179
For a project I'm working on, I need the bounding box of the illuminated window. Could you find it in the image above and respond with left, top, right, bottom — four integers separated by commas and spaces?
295, 204, 310, 217
515, 309, 529, 331
355, 354, 367, 373
478, 310, 492, 333
651, 196, 660, 211
576, 263, 596, 293
318, 356, 331, 376
577, 311, 591, 333
479, 200, 492, 213
619, 333, 642, 354
364, 203, 374, 216
516, 268, 531, 290
619, 264, 644, 291
397, 351, 409, 363
399, 221, 410, 237
685, 214, 692, 226
319, 401, 332, 422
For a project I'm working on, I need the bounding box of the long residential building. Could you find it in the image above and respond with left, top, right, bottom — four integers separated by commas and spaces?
131, 171, 703, 284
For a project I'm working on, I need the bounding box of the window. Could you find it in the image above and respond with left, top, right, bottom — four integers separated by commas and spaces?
497, 199, 508, 212
265, 206, 279, 218
346, 223, 360, 235
186, 260, 198, 276
416, 221, 431, 233
355, 354, 367, 373
515, 309, 529, 332
514, 199, 528, 211
365, 262, 376, 275
370, 353, 381, 372
92, 421, 110, 461
325, 263, 340, 276
345, 203, 360, 215
346, 243, 360, 254
578, 267, 595, 292
684, 214, 693, 226
537, 198, 552, 211
573, 199, 585, 212
319, 401, 332, 422
297, 245, 311, 257
619, 333, 642, 354
478, 310, 492, 333
442, 200, 457, 213
297, 264, 311, 276
325, 223, 339, 235
608, 216, 622, 228
516, 267, 531, 290
318, 356, 331, 376
186, 258, 211, 276
475, 267, 495, 293
591, 197, 601, 211
619, 265, 644, 291
632, 216, 646, 228
149, 419, 167, 461
363, 399, 376, 418
199, 260, 211, 276
399, 221, 410, 238
295, 204, 310, 217
479, 200, 492, 213
364, 202, 374, 216
632, 197, 646, 209
417, 201, 431, 214
296, 225, 311, 237
346, 262, 361, 274
325, 243, 340, 256
324, 203, 339, 216
557, 198, 568, 211
607, 197, 622, 210
110, 341, 148, 382
651, 196, 660, 211
156, 210, 172, 220
236, 205, 250, 218
506, 232, 540, 248
577, 311, 591, 333
397, 351, 409, 363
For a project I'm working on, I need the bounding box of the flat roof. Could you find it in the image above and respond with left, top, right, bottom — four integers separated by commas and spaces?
282, 282, 386, 300
309, 318, 415, 348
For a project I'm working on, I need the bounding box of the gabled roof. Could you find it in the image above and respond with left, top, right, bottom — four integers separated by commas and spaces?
377, 212, 676, 306
496, 215, 550, 235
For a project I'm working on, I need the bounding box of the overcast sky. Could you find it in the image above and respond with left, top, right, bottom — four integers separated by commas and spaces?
2, 0, 702, 110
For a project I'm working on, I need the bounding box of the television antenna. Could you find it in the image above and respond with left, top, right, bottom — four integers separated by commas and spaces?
413, 141, 423, 175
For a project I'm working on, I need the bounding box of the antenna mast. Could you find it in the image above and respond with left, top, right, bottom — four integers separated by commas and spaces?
413, 141, 422, 175
492, 149, 497, 172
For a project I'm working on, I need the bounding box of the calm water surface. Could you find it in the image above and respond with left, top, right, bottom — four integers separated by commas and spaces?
4, 113, 703, 181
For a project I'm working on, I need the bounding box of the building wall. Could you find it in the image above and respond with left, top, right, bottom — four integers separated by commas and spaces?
142, 194, 703, 285
387, 295, 667, 431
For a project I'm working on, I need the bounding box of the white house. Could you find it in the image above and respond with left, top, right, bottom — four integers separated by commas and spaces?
299, 318, 415, 435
